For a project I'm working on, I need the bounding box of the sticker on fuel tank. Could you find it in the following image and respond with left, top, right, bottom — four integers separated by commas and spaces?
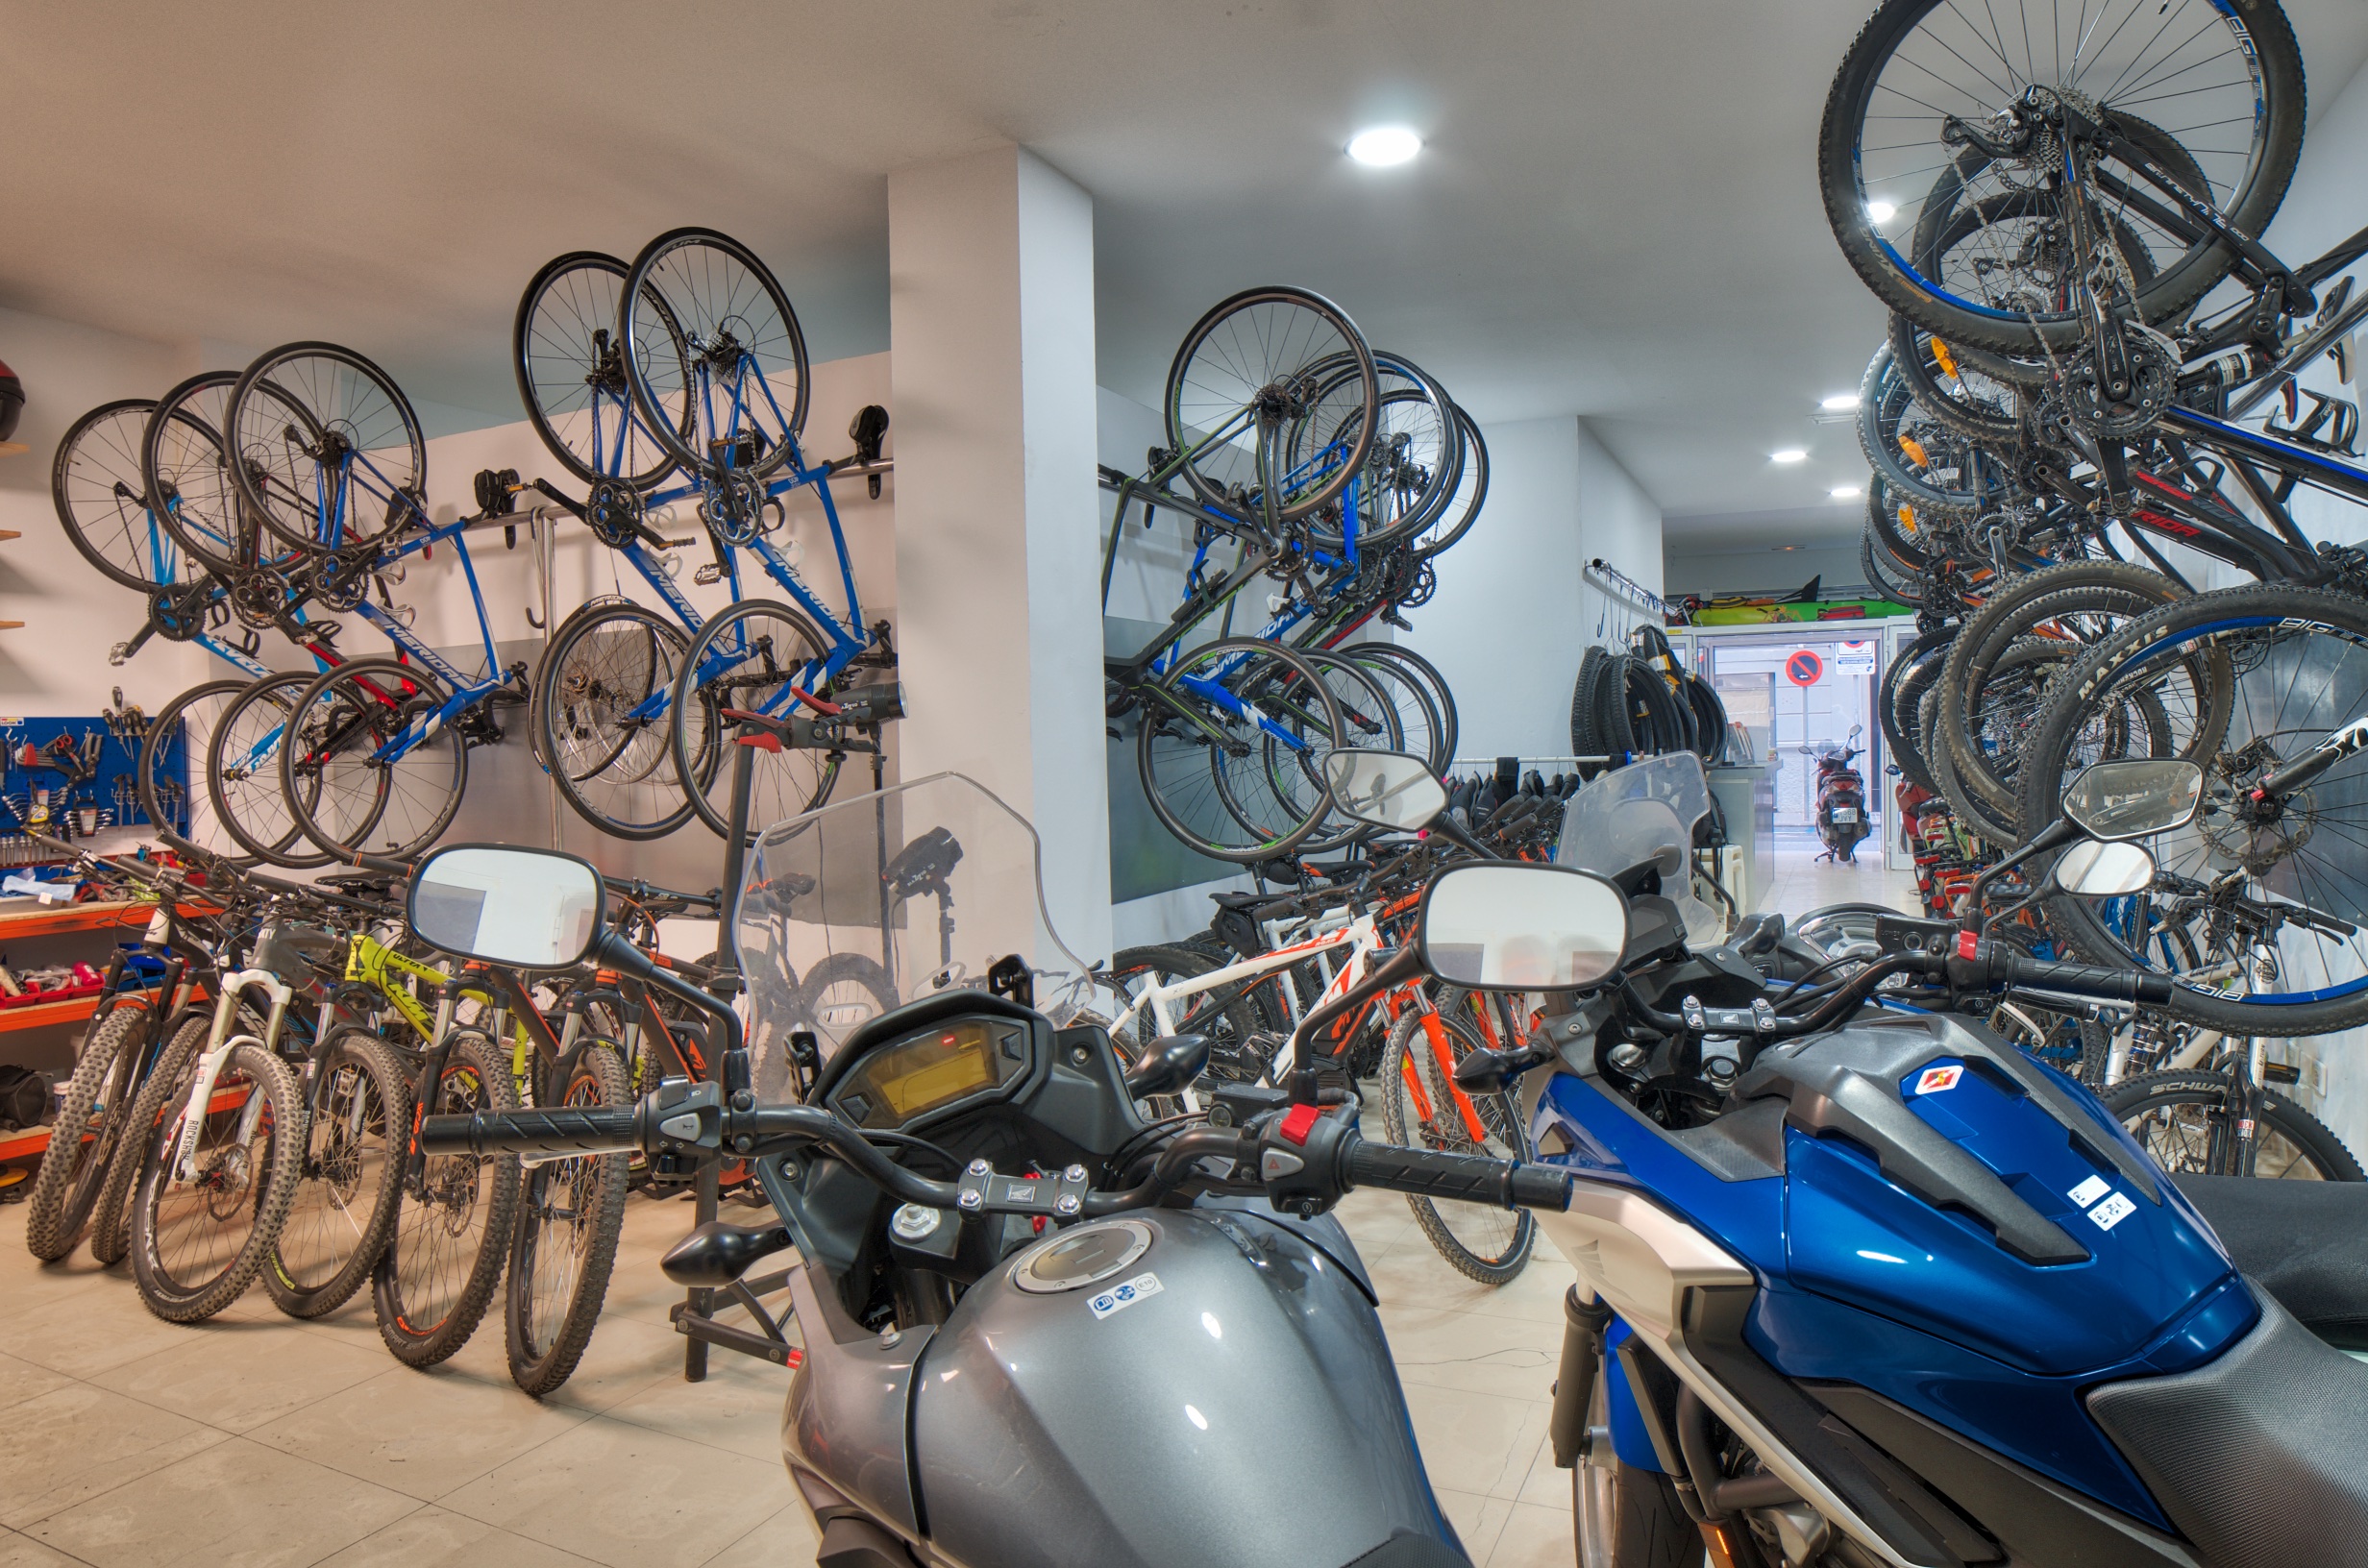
2068, 1175, 2111, 1208
1912, 1066, 1962, 1094
2086, 1192, 2136, 1231
1088, 1272, 1163, 1320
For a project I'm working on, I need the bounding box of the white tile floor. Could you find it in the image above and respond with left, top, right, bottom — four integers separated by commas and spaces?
0, 1181, 1580, 1567
1757, 840, 1923, 921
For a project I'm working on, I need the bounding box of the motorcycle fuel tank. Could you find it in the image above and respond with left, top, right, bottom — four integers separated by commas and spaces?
909, 1207, 1465, 1568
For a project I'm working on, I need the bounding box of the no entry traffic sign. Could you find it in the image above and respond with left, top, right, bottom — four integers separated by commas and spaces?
1786, 649, 1823, 687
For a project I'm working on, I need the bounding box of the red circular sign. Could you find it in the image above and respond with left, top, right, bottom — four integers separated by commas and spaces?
1786, 649, 1823, 687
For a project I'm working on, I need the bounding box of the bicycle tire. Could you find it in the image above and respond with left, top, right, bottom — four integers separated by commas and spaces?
23, 996, 150, 1262
2022, 582, 2368, 1034
280, 655, 469, 862
374, 1031, 522, 1368
203, 672, 334, 869
1881, 629, 1953, 794
141, 371, 255, 579
1412, 405, 1488, 560
53, 399, 187, 592
87, 1016, 208, 1267
130, 1041, 306, 1324
226, 342, 428, 556
1569, 648, 1609, 758
139, 678, 258, 865
1857, 342, 1996, 520
1684, 674, 1729, 765
505, 1042, 630, 1396
1285, 650, 1405, 854
1355, 644, 1459, 770
1885, 314, 2033, 446
1376, 1007, 1534, 1285
668, 598, 840, 843
1295, 355, 1460, 553
1164, 285, 1376, 527
512, 251, 689, 490
1335, 645, 1448, 773
1860, 523, 1923, 609
622, 228, 809, 482
1818, 0, 2306, 355
1103, 944, 1269, 1084
534, 599, 700, 840
1940, 560, 2186, 822
1135, 638, 1346, 863
265, 1029, 408, 1319
791, 950, 901, 1048
2105, 1069, 2362, 1181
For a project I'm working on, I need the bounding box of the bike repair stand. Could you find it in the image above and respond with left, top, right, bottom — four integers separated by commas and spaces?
674, 718, 887, 1382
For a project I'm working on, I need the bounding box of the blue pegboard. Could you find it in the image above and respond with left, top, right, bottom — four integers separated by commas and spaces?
0, 703, 185, 865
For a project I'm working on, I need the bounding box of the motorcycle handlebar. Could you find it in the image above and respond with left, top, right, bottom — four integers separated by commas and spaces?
1986, 948, 2177, 1005
1345, 1139, 1573, 1211
419, 1105, 638, 1157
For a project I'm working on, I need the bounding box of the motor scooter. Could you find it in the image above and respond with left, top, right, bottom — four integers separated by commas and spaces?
1455, 749, 2368, 1565
1806, 724, 1870, 865
406, 758, 1582, 1568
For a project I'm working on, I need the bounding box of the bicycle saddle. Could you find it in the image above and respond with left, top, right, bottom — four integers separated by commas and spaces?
2173, 1174, 2368, 1350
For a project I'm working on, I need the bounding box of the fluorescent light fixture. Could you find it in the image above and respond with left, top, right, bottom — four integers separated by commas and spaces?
1831, 484, 1864, 500
1866, 200, 1897, 223
1770, 449, 1808, 463
1820, 393, 1859, 410
1347, 126, 1422, 166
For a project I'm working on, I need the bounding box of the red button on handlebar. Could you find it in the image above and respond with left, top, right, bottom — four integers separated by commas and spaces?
1957, 931, 1980, 961
1278, 1104, 1320, 1146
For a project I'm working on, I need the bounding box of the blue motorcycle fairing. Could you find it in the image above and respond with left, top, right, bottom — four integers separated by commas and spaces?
1530, 1011, 2257, 1531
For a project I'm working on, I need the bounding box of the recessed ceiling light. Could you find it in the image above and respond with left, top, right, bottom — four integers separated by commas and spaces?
1770, 449, 1808, 463
1831, 484, 1864, 500
1820, 393, 1859, 410
1866, 200, 1897, 223
1347, 126, 1422, 166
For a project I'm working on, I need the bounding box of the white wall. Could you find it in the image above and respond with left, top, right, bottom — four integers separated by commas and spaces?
1663, 543, 1863, 600
1403, 415, 1663, 764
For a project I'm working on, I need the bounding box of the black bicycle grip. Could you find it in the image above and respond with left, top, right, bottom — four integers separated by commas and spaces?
1997, 952, 2173, 1005
1344, 1139, 1572, 1212
418, 1105, 638, 1157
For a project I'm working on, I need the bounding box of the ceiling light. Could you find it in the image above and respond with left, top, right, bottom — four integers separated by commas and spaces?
1770, 449, 1807, 463
1866, 200, 1897, 223
1820, 393, 1859, 410
1347, 126, 1422, 166
1831, 484, 1864, 500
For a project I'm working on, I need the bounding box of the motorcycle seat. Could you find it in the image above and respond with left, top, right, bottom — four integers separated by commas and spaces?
2174, 1175, 2368, 1350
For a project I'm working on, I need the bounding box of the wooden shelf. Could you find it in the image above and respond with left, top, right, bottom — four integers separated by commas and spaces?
0, 530, 20, 542
0, 900, 165, 941
0, 442, 26, 457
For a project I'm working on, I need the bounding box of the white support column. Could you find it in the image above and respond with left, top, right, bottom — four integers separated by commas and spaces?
888, 146, 1114, 967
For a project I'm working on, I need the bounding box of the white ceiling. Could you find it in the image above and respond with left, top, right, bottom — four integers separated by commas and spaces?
9, 1, 2368, 539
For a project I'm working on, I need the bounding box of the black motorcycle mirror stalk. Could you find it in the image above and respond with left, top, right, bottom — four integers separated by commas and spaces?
1961, 758, 2205, 935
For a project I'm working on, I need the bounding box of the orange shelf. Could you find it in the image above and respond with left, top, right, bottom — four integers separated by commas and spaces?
0, 993, 111, 1035
0, 1082, 246, 1164
0, 899, 213, 941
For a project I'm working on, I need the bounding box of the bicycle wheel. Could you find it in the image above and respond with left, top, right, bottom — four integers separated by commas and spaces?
1334, 645, 1447, 774
506, 1043, 629, 1395
1862, 527, 1924, 609
534, 600, 699, 840
227, 342, 427, 555
1376, 1007, 1535, 1285
265, 1029, 407, 1319
1819, 0, 2306, 355
2106, 1069, 2362, 1180
208, 672, 333, 869
374, 1031, 522, 1367
142, 371, 260, 578
89, 1016, 206, 1267
1411, 405, 1488, 560
1356, 643, 1459, 769
53, 399, 191, 592
623, 228, 808, 482
280, 655, 469, 861
1882, 629, 1953, 794
1295, 354, 1459, 553
792, 950, 900, 1044
1101, 944, 1270, 1084
1137, 639, 1347, 864
24, 995, 151, 1262
1941, 560, 2186, 824
514, 251, 690, 490
137, 678, 251, 864
130, 1040, 305, 1323
2022, 582, 2368, 1034
1165, 286, 1375, 526
1281, 651, 1405, 854
1857, 343, 2003, 520
669, 599, 839, 841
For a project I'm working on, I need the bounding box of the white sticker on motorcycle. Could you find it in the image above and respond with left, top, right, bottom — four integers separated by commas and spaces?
2067, 1175, 2111, 1209
1912, 1066, 1962, 1094
2087, 1192, 2136, 1232
1088, 1272, 1163, 1320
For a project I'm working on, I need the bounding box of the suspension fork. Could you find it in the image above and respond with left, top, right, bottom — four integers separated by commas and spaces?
171, 969, 293, 1183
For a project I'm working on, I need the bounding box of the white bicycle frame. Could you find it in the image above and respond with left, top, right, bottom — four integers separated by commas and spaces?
1108, 912, 1392, 1085
167, 968, 293, 1183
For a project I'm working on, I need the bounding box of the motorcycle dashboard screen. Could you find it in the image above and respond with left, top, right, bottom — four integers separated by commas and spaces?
834, 1017, 1024, 1130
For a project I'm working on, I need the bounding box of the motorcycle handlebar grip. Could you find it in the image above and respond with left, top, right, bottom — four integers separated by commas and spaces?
1999, 952, 2165, 1004
1344, 1139, 1572, 1211
418, 1106, 638, 1157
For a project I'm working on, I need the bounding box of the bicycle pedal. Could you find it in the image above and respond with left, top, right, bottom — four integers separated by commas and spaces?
693, 563, 726, 586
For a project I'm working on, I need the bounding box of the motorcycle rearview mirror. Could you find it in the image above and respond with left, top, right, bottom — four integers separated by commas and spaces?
1321, 749, 1445, 832
2060, 758, 2204, 841
1124, 1033, 1211, 1099
2053, 839, 2158, 896
407, 845, 604, 969
1418, 864, 1630, 992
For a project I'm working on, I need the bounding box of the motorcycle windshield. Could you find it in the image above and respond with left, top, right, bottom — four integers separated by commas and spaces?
1556, 753, 1721, 947
733, 772, 1095, 1069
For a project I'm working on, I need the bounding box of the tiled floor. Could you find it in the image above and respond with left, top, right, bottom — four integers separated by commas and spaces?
0, 1183, 1577, 1567
1758, 839, 1922, 921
